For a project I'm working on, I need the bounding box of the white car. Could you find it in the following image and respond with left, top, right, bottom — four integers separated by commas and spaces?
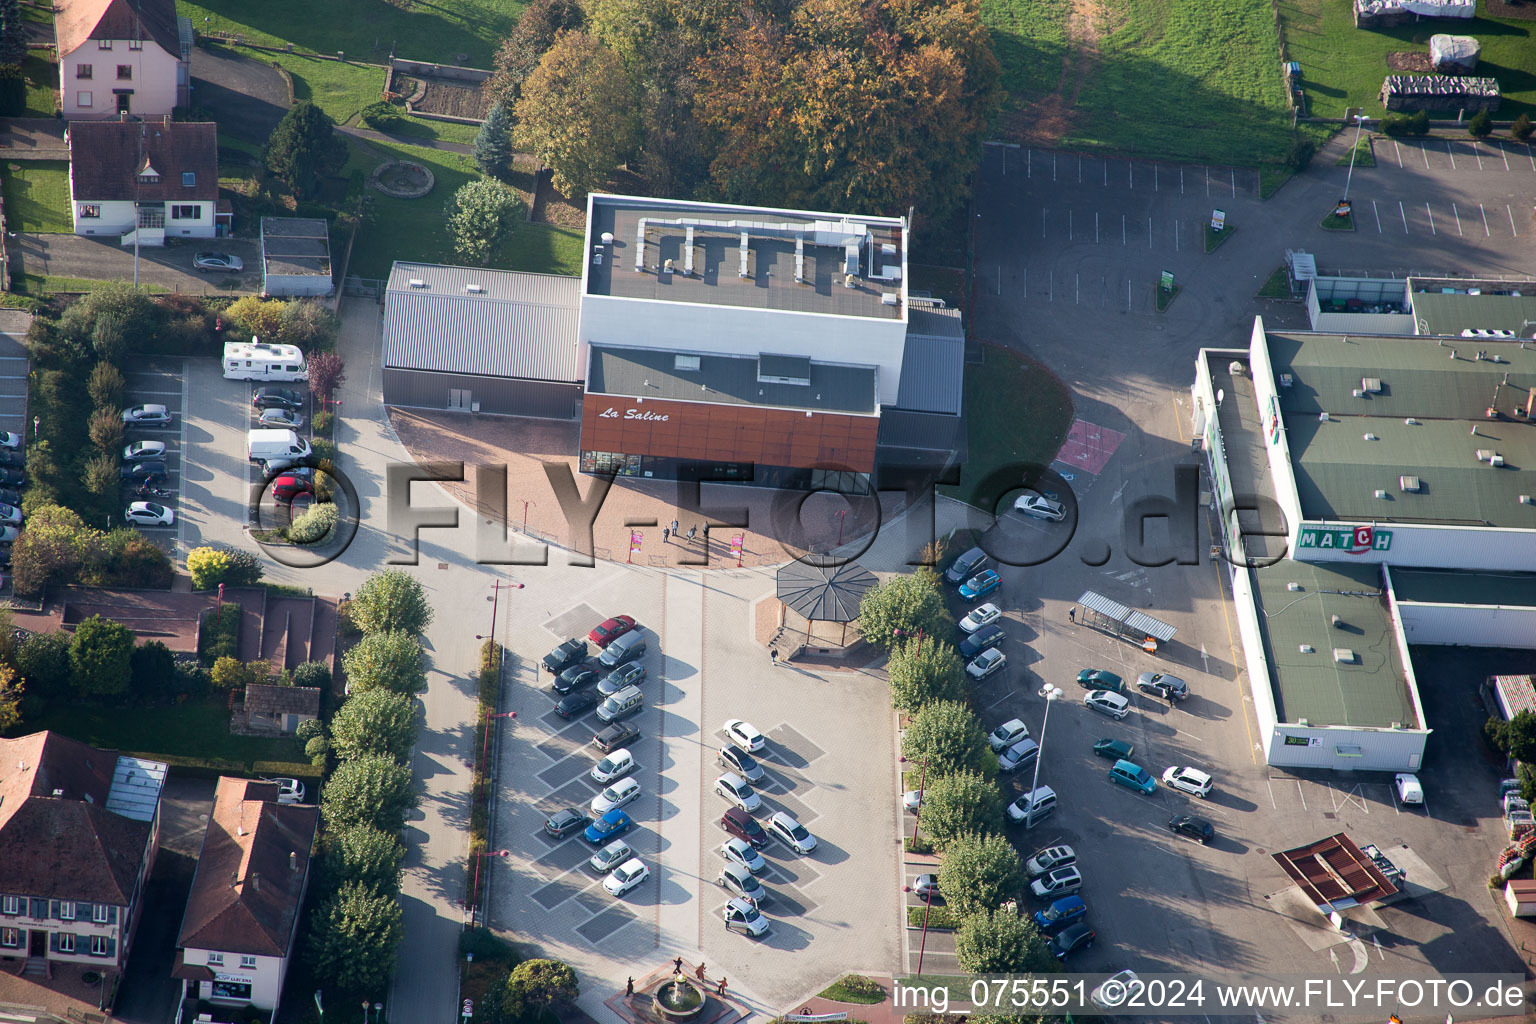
589, 838, 633, 873
1014, 494, 1065, 521
724, 719, 765, 753
121, 404, 172, 426
720, 837, 767, 874
0, 431, 19, 450
966, 648, 1007, 681
1084, 689, 1130, 719
1024, 844, 1076, 878
1162, 766, 1214, 798
959, 602, 1002, 633
1395, 773, 1424, 804
714, 772, 761, 812
258, 408, 304, 430
0, 503, 20, 526
1029, 864, 1082, 899
603, 857, 649, 897
723, 897, 771, 937
769, 811, 817, 854
123, 440, 166, 461
988, 718, 1030, 752
1091, 971, 1140, 1010
266, 777, 304, 804
124, 501, 176, 527
902, 789, 922, 813
590, 748, 635, 784
590, 777, 641, 815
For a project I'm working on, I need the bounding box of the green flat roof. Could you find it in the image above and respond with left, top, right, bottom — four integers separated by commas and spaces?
1411, 290, 1536, 338
1388, 566, 1536, 607
1254, 559, 1416, 730
1270, 332, 1536, 527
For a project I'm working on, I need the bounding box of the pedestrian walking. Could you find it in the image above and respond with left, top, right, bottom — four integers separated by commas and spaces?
695, 962, 706, 981
688, 524, 697, 541
627, 978, 635, 997
662, 527, 670, 544
1068, 606, 1076, 623
670, 519, 679, 534
718, 978, 728, 997
770, 649, 779, 668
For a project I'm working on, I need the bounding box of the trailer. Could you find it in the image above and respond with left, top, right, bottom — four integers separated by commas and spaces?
223, 339, 308, 382
1076, 591, 1177, 654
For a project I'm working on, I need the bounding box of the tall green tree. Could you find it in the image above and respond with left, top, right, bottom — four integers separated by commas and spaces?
350, 570, 434, 635
130, 640, 177, 702
513, 31, 637, 197
474, 102, 516, 180
311, 881, 404, 992
856, 568, 953, 649
325, 823, 406, 896
265, 101, 347, 200
11, 504, 90, 597
445, 177, 523, 265
342, 630, 427, 696
68, 615, 136, 697
0, 663, 23, 732
330, 689, 419, 762
901, 700, 992, 776
937, 832, 1021, 919
888, 638, 965, 713
0, 0, 27, 68
15, 631, 72, 708
488, 0, 586, 103
918, 770, 1004, 851
321, 753, 417, 831
503, 959, 580, 1019
954, 906, 1057, 974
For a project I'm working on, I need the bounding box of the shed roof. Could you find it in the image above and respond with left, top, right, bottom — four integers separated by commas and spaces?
261, 218, 332, 278
243, 684, 320, 717
1272, 833, 1398, 910
1492, 675, 1536, 721
895, 307, 964, 415
587, 345, 877, 415
383, 262, 582, 382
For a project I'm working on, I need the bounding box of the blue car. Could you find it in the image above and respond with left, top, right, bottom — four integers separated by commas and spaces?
583, 809, 635, 845
958, 570, 1001, 601
1033, 895, 1087, 936
1108, 759, 1158, 795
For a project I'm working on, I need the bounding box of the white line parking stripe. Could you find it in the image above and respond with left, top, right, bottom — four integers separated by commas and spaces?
1422, 142, 1430, 169
1529, 143, 1536, 171
1502, 144, 1510, 171
1446, 141, 1456, 169
1509, 205, 1518, 237
1399, 200, 1408, 232
1453, 203, 1462, 235
1475, 144, 1483, 170
1425, 203, 1435, 235
1372, 200, 1382, 233
1481, 203, 1491, 236
1394, 140, 1403, 167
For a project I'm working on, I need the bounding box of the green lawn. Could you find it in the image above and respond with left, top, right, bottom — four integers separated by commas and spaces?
1059, 0, 1298, 165
229, 46, 385, 127
1, 161, 73, 233
981, 0, 1070, 101
22, 52, 58, 117
27, 696, 303, 768
1335, 133, 1376, 166
15, 274, 171, 294
1257, 265, 1295, 298
1278, 0, 1536, 119
391, 115, 484, 147
817, 976, 888, 1005
940, 344, 1075, 512
345, 138, 583, 279
178, 0, 523, 68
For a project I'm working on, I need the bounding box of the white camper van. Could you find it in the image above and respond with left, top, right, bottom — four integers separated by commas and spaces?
248, 428, 311, 462
223, 339, 308, 382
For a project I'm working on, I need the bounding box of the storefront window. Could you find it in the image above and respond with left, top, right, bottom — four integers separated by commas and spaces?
212, 980, 253, 1001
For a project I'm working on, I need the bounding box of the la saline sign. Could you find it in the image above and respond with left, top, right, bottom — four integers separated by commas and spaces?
599, 407, 670, 422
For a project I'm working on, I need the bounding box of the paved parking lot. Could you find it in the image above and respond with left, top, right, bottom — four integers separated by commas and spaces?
119, 358, 186, 550
12, 234, 262, 295
488, 566, 898, 1008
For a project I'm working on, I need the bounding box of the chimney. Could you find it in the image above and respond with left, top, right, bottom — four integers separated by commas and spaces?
163, 115, 171, 126
289, 852, 298, 872
250, 873, 260, 893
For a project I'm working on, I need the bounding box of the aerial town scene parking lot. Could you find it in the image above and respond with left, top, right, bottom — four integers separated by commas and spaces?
0, 0, 1534, 1023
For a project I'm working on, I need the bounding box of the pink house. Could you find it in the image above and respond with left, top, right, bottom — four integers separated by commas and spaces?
55, 0, 191, 120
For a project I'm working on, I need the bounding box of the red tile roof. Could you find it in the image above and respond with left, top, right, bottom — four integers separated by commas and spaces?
68, 120, 218, 203
55, 0, 181, 60
0, 732, 155, 904
177, 778, 319, 958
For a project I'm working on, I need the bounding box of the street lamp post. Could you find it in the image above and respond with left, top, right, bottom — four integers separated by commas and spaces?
892, 628, 925, 658
899, 754, 931, 844
1343, 111, 1367, 201
467, 849, 510, 926
1025, 686, 1063, 829
835, 509, 849, 546
521, 500, 535, 534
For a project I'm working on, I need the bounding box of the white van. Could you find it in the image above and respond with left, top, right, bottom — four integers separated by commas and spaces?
248, 428, 311, 462
224, 339, 308, 382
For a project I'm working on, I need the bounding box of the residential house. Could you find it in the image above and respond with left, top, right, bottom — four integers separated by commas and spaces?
240, 684, 321, 735
55, 0, 192, 119
174, 778, 319, 1015
0, 732, 166, 977
67, 118, 218, 245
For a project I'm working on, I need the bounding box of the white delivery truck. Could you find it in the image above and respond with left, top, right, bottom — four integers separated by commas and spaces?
224, 339, 308, 381
248, 428, 311, 462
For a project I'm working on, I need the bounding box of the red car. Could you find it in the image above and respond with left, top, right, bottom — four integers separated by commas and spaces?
719, 807, 768, 849
271, 475, 313, 504
588, 615, 638, 648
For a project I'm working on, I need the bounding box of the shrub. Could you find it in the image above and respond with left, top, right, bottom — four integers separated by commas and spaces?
187, 546, 264, 589
287, 502, 339, 545
81, 452, 119, 500
350, 570, 433, 635
129, 640, 178, 703
199, 604, 243, 662
15, 631, 72, 708
1286, 136, 1316, 171
83, 530, 174, 589
225, 296, 285, 340
292, 660, 332, 692
342, 630, 426, 695
305, 734, 332, 766
310, 438, 338, 467
211, 656, 273, 691
87, 408, 125, 454
312, 410, 332, 437
1381, 111, 1429, 138
68, 615, 136, 696
1514, 113, 1534, 143
857, 568, 952, 649
277, 300, 339, 352
87, 363, 126, 410
360, 100, 405, 131
1468, 110, 1492, 139
296, 717, 326, 743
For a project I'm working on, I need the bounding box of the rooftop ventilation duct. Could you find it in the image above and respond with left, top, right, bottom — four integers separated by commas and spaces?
1400, 475, 1421, 492
408, 279, 426, 288
1333, 648, 1356, 664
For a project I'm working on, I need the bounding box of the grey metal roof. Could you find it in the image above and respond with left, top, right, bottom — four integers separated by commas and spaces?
587, 345, 877, 414
383, 262, 582, 382
261, 217, 331, 278
107, 755, 167, 823
776, 561, 877, 623
908, 306, 964, 339
586, 195, 904, 320
1252, 558, 1414, 730
1387, 566, 1536, 606
894, 332, 963, 414
877, 409, 966, 457
1076, 591, 1177, 641
1410, 288, 1536, 337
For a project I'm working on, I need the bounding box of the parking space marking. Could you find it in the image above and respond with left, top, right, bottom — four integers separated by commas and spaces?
1069, 209, 1073, 240
1095, 212, 1099, 243
1446, 141, 1456, 170
1041, 207, 1047, 239
1148, 216, 1152, 248
1154, 164, 1158, 191
1231, 168, 1236, 197
1421, 142, 1430, 169
1510, 205, 1518, 237
1372, 200, 1382, 233
1205, 165, 1210, 196
1393, 140, 1403, 167
1399, 200, 1408, 233
1425, 203, 1435, 235
1121, 214, 1126, 246
1129, 162, 1133, 189
1181, 167, 1184, 194
1053, 152, 1057, 182
1481, 203, 1491, 236
1500, 143, 1509, 171
1332, 783, 1370, 814
1528, 143, 1536, 171
1452, 203, 1463, 235
1474, 143, 1483, 171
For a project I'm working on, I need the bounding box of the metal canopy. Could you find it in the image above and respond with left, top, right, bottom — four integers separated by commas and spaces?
776, 561, 877, 625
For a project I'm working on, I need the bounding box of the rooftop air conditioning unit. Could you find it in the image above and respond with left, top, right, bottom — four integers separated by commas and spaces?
1374, 489, 1388, 499
1491, 454, 1506, 467
1298, 646, 1314, 655
1364, 433, 1378, 441
1279, 374, 1294, 388
1400, 475, 1420, 492
1319, 412, 1331, 422
465, 284, 485, 294
1333, 648, 1356, 664
600, 231, 614, 245
1287, 582, 1304, 592
1229, 361, 1246, 376
1361, 377, 1383, 393
881, 292, 899, 306
1330, 615, 1343, 627
1353, 389, 1365, 398
1521, 495, 1534, 505
1298, 718, 1310, 726
1477, 449, 1496, 462
1405, 417, 1420, 425
844, 275, 858, 289
409, 279, 426, 288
